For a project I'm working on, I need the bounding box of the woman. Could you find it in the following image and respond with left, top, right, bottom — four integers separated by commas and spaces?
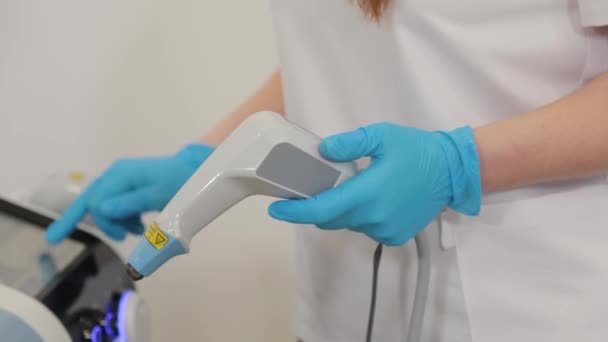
47, 1, 608, 341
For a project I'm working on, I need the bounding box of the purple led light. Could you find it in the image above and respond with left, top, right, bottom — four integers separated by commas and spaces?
91, 325, 103, 342
117, 290, 133, 342
104, 311, 116, 339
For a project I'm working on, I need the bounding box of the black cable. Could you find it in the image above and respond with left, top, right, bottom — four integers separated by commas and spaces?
366, 243, 383, 342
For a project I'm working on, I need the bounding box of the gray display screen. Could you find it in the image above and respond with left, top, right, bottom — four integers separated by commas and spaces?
0, 212, 85, 296
256, 142, 341, 197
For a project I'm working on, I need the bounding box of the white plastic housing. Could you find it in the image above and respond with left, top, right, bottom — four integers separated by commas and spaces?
155, 111, 357, 249
0, 284, 71, 341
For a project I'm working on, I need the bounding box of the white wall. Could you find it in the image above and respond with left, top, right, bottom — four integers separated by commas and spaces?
0, 1, 295, 341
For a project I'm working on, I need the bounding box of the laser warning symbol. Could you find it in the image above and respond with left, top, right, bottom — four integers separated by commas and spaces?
145, 223, 169, 249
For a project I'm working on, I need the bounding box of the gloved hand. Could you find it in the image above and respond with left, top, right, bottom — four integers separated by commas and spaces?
268, 123, 482, 246
45, 144, 214, 244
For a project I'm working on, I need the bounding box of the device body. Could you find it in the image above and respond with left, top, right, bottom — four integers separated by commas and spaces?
0, 197, 150, 342
127, 111, 357, 279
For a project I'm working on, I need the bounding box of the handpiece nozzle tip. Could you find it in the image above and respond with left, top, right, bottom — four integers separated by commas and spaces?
126, 263, 144, 281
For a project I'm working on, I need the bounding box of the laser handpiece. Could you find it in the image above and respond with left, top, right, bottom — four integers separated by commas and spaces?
125, 111, 430, 342
126, 111, 357, 280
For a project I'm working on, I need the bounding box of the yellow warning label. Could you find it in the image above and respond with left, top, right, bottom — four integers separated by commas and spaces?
68, 171, 85, 182
145, 223, 169, 249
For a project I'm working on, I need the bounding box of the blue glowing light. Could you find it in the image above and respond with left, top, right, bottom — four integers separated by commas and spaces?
91, 325, 103, 342
117, 290, 134, 342
104, 311, 117, 339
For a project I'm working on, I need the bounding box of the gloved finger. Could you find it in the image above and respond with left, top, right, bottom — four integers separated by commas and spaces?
99, 186, 166, 220
45, 196, 88, 244
87, 160, 141, 207
268, 169, 377, 225
316, 203, 388, 232
315, 209, 359, 230
319, 125, 386, 162
90, 210, 127, 241
45, 177, 104, 245
316, 220, 347, 230
364, 225, 416, 247
117, 216, 145, 235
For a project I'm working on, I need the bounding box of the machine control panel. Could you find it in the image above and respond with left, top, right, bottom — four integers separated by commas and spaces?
0, 198, 147, 341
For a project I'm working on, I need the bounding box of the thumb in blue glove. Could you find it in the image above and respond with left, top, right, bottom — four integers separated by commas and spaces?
268, 123, 481, 246
45, 144, 214, 244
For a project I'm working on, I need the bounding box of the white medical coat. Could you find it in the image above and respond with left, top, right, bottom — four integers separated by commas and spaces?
270, 0, 608, 341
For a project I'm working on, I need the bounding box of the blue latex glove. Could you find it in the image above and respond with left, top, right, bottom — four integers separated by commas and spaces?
46, 144, 214, 244
268, 123, 481, 246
